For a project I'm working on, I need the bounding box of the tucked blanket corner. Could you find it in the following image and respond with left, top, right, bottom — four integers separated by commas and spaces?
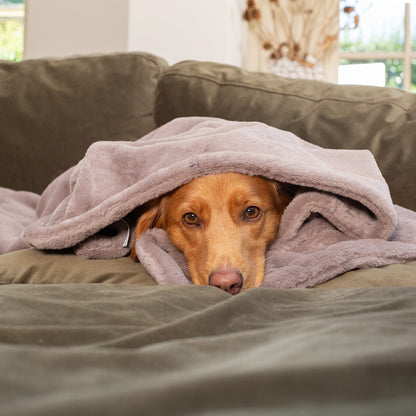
1, 116, 416, 288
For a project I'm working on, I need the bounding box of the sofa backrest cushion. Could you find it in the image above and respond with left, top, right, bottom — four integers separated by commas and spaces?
0, 52, 168, 194
154, 61, 416, 211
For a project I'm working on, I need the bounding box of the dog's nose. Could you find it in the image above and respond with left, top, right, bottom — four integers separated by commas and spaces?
209, 268, 243, 295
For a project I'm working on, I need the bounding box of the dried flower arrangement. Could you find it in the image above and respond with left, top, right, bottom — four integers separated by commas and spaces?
243, 0, 359, 68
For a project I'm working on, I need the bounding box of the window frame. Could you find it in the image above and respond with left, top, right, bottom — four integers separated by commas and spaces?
339, 3, 415, 91
0, 2, 24, 19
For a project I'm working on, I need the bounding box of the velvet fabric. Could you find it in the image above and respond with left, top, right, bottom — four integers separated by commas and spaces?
1, 284, 416, 415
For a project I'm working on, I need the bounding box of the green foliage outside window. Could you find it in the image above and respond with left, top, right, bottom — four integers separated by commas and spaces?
0, 0, 24, 61
0, 19, 23, 61
0, 1, 24, 5
341, 29, 416, 92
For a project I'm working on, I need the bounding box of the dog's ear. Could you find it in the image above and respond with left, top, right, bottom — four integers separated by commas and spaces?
273, 182, 296, 213
130, 197, 167, 260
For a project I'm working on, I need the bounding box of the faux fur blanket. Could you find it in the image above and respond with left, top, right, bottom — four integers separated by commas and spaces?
1, 117, 416, 288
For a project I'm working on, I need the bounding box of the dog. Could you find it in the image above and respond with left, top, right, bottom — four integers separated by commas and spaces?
131, 172, 292, 294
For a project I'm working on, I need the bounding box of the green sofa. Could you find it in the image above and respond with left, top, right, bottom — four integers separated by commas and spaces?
1, 52, 416, 415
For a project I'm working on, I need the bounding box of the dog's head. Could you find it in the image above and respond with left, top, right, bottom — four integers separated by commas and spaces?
131, 173, 292, 294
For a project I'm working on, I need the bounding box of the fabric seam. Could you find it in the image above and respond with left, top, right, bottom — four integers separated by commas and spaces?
157, 71, 411, 112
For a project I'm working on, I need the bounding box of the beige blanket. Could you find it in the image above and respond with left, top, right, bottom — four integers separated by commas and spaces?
1, 117, 416, 287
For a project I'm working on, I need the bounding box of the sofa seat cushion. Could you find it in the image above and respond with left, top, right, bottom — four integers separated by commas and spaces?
154, 61, 416, 211
0, 249, 156, 285
1, 249, 415, 288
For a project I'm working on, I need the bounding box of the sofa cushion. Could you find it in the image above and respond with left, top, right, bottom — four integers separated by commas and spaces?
154, 61, 416, 211
0, 249, 156, 285
1, 249, 415, 288
0, 52, 168, 194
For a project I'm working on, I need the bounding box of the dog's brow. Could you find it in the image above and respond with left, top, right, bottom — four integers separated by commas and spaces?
230, 189, 266, 207
174, 198, 205, 215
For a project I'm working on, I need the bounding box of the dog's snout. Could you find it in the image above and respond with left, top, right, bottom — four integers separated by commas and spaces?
209, 268, 243, 295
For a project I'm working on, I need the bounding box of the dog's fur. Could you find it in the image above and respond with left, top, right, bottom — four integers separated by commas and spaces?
131, 173, 292, 294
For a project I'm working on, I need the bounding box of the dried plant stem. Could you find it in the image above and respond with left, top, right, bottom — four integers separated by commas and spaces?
310, 0, 338, 57
243, 0, 346, 68
315, 33, 338, 60
303, 0, 322, 57
300, 1, 318, 59
272, 1, 292, 48
254, 16, 277, 52
269, 6, 280, 48
252, 21, 271, 46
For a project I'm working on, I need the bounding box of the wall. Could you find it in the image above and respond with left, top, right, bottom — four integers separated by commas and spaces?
25, 0, 129, 59
24, 0, 243, 65
128, 0, 243, 65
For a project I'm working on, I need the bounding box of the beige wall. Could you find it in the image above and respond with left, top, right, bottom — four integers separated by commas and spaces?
128, 0, 243, 65
25, 0, 129, 59
24, 0, 244, 65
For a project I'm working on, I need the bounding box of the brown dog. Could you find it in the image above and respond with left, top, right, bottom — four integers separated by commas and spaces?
131, 172, 292, 294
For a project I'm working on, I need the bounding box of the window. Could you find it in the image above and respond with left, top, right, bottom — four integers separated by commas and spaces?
0, 0, 24, 61
339, 1, 416, 92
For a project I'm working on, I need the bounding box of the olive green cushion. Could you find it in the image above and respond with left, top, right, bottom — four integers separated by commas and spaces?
0, 249, 156, 285
154, 61, 416, 211
315, 261, 416, 288
0, 53, 168, 194
1, 284, 416, 414
1, 249, 415, 288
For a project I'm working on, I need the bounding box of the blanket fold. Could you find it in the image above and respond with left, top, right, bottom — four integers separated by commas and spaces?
1, 116, 416, 288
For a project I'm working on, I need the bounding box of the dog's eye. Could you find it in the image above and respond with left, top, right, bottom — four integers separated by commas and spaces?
244, 206, 261, 220
183, 213, 200, 226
